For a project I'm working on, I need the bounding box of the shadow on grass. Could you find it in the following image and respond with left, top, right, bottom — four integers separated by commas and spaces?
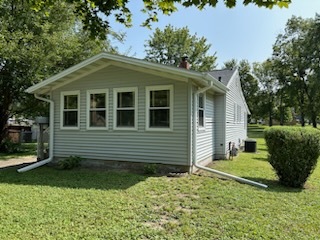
240, 176, 304, 193
0, 164, 149, 191
248, 124, 266, 138
252, 157, 268, 161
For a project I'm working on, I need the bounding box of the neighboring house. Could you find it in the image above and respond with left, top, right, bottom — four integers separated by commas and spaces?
25, 53, 249, 173
7, 117, 34, 143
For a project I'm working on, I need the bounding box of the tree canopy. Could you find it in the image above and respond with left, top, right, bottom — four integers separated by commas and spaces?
145, 25, 217, 71
28, 0, 291, 39
0, 0, 119, 148
272, 15, 320, 127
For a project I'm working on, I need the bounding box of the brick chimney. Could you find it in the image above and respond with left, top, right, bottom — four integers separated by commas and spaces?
179, 56, 190, 70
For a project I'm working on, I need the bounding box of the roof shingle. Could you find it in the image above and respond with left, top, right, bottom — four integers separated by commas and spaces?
207, 69, 236, 86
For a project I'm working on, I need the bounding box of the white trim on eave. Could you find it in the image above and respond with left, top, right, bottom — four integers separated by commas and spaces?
227, 69, 251, 115
26, 52, 228, 95
26, 53, 110, 94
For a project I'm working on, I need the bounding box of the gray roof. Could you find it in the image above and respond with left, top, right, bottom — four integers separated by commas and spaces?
207, 69, 237, 86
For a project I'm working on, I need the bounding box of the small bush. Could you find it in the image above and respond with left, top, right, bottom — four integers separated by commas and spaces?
0, 139, 23, 153
143, 164, 158, 175
264, 126, 320, 187
58, 156, 82, 170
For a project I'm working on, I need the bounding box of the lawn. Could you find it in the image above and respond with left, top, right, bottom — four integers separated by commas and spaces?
0, 125, 319, 239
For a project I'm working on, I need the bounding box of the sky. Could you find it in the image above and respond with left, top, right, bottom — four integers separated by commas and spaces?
110, 1, 320, 68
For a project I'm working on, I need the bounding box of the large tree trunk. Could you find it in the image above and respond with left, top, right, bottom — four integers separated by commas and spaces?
279, 106, 284, 126
0, 69, 14, 148
268, 102, 273, 126
0, 109, 9, 149
312, 116, 317, 128
310, 106, 317, 128
268, 93, 273, 127
299, 91, 305, 127
300, 111, 305, 127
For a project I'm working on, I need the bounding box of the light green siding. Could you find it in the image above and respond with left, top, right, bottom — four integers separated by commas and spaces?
51, 65, 189, 166
196, 93, 215, 162
225, 74, 248, 153
214, 94, 226, 159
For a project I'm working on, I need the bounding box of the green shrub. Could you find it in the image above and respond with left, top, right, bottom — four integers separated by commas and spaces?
264, 126, 320, 187
0, 139, 23, 153
143, 164, 158, 175
58, 156, 82, 170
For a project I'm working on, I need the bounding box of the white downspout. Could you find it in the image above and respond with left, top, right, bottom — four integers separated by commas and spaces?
17, 94, 54, 173
192, 83, 267, 188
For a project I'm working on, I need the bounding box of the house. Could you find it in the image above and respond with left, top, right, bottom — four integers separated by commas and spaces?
22, 53, 249, 173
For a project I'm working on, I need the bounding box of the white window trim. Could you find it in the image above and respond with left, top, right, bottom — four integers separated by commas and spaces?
86, 89, 108, 130
60, 90, 80, 130
198, 92, 206, 131
146, 85, 173, 132
113, 87, 138, 131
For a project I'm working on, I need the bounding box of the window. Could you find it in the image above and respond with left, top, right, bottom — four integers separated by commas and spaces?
61, 91, 80, 129
114, 87, 137, 130
146, 85, 173, 130
87, 89, 108, 129
198, 93, 205, 128
237, 105, 242, 122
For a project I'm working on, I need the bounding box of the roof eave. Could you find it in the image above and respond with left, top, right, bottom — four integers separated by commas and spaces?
26, 52, 228, 95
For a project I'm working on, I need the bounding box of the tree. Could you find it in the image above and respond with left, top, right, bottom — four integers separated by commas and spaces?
272, 15, 320, 127
223, 59, 259, 119
28, 0, 291, 39
253, 60, 278, 126
0, 0, 118, 148
145, 25, 217, 71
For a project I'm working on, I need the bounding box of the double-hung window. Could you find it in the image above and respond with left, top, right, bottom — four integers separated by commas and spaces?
87, 89, 108, 129
146, 85, 173, 131
114, 87, 137, 130
198, 93, 205, 128
61, 91, 80, 129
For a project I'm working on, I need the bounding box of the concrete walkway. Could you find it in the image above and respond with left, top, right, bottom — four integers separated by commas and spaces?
0, 156, 37, 169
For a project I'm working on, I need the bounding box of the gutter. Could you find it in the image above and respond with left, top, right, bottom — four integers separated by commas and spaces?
192, 84, 267, 188
18, 94, 54, 173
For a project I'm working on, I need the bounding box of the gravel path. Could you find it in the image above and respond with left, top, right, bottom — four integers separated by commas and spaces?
0, 156, 37, 169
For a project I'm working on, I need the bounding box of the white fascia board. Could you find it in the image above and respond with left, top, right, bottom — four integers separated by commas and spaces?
226, 68, 238, 88
26, 52, 228, 94
226, 68, 250, 114
26, 53, 108, 94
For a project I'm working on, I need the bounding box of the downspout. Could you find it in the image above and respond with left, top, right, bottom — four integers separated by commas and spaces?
192, 82, 267, 188
18, 94, 54, 173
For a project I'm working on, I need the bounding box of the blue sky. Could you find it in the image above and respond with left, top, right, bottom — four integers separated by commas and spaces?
110, 1, 320, 68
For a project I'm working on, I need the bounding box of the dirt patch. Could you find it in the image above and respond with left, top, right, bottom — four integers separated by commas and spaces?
0, 156, 37, 169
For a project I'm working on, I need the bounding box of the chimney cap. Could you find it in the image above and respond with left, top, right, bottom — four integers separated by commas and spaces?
182, 55, 189, 61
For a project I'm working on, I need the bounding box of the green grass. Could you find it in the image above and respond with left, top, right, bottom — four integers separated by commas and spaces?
0, 143, 37, 160
0, 125, 320, 239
